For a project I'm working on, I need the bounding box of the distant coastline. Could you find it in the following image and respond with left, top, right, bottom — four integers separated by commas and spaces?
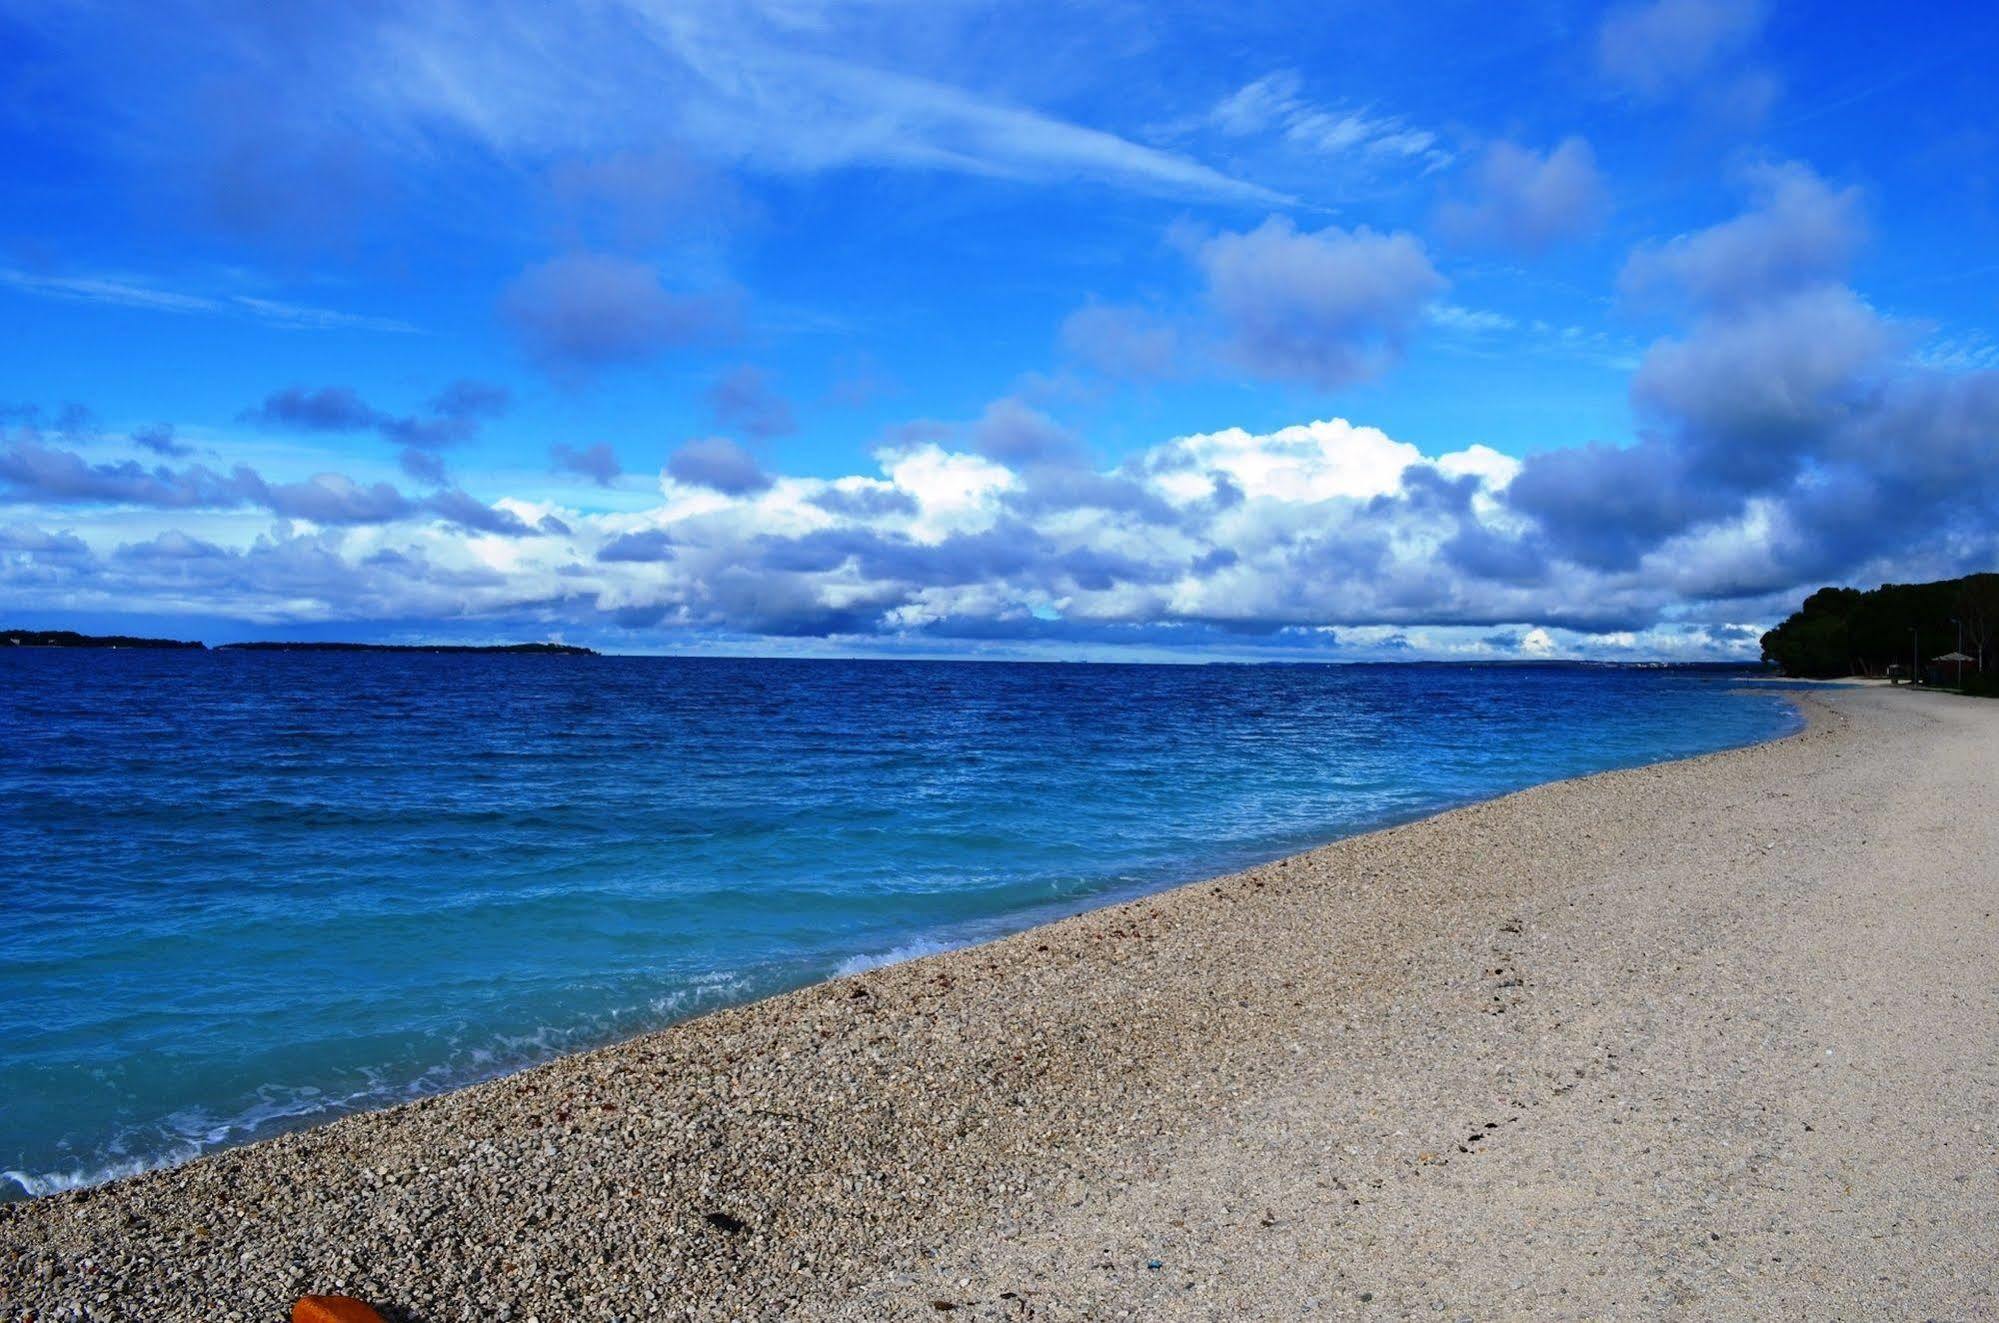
3, 629, 595, 656
214, 641, 596, 656
3, 629, 204, 650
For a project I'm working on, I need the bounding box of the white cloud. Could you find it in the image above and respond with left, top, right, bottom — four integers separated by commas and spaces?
0, 270, 418, 333
17, 333, 1998, 660
1201, 71, 1451, 171
880, 443, 1017, 540
1428, 304, 1518, 335
1435, 445, 1521, 491
1191, 218, 1446, 388
360, 0, 1283, 203
1914, 332, 1999, 375
5, 405, 1759, 656
1597, 0, 1765, 100
1147, 419, 1424, 503
1438, 138, 1611, 254
1620, 162, 1863, 311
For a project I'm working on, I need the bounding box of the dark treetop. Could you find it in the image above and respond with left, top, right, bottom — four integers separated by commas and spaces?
1760, 573, 1997, 682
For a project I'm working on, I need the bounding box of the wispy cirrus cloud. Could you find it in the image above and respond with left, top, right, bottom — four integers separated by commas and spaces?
0, 269, 417, 333
1190, 71, 1452, 172
46, 0, 1283, 210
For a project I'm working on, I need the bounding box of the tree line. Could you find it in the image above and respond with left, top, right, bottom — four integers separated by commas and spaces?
1760, 573, 1998, 683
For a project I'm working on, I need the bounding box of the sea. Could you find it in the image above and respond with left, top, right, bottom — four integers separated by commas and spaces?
0, 652, 1800, 1198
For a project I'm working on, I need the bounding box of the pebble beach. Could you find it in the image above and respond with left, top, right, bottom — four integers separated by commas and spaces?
5, 684, 1996, 1320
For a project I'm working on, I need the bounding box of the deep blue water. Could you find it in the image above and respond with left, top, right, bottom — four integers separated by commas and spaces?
0, 653, 1798, 1198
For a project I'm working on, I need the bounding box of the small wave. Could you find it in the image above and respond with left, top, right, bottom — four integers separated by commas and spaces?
1, 973, 771, 1203
3, 1150, 198, 1200
833, 937, 963, 977
1, 1078, 397, 1202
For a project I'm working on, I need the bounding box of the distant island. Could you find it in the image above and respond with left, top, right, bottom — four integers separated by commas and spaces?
3, 629, 204, 650
4, 630, 595, 656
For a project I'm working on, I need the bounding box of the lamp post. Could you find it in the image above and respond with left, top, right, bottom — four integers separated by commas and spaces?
1910, 626, 1919, 686
1952, 616, 1965, 689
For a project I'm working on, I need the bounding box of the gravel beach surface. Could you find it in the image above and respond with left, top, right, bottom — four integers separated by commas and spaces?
4, 685, 1995, 1321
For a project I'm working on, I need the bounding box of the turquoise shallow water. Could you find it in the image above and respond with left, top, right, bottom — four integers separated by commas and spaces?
0, 654, 1798, 1198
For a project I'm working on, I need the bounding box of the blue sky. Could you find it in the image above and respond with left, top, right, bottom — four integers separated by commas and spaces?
3, 0, 1996, 658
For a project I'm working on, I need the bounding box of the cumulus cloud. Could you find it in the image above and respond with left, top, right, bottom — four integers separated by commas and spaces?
0, 522, 92, 561
1620, 163, 1863, 311
1439, 138, 1610, 254
969, 397, 1085, 467
0, 441, 256, 510
667, 437, 772, 495
502, 253, 740, 373
1059, 302, 1181, 380
0, 436, 452, 530
260, 473, 415, 525
424, 487, 536, 537
132, 424, 193, 458
6, 390, 1984, 659
430, 380, 513, 421
810, 481, 917, 519
52, 403, 98, 441
1597, 0, 1764, 100
114, 529, 228, 562
545, 146, 749, 250
243, 380, 510, 454
1502, 161, 1999, 592
597, 528, 677, 563
1630, 285, 1893, 462
551, 441, 621, 487
705, 365, 795, 439
399, 447, 450, 487
1191, 217, 1445, 388
243, 385, 382, 432
1505, 439, 1709, 572
1596, 0, 1777, 127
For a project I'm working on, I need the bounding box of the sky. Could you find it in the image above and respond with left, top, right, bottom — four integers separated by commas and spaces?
2, 0, 1997, 660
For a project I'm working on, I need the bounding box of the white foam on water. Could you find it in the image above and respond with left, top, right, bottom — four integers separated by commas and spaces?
1, 971, 771, 1202
3, 1150, 198, 1199
834, 937, 963, 977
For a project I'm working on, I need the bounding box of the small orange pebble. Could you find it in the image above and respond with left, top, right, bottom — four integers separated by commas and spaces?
294, 1296, 386, 1323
